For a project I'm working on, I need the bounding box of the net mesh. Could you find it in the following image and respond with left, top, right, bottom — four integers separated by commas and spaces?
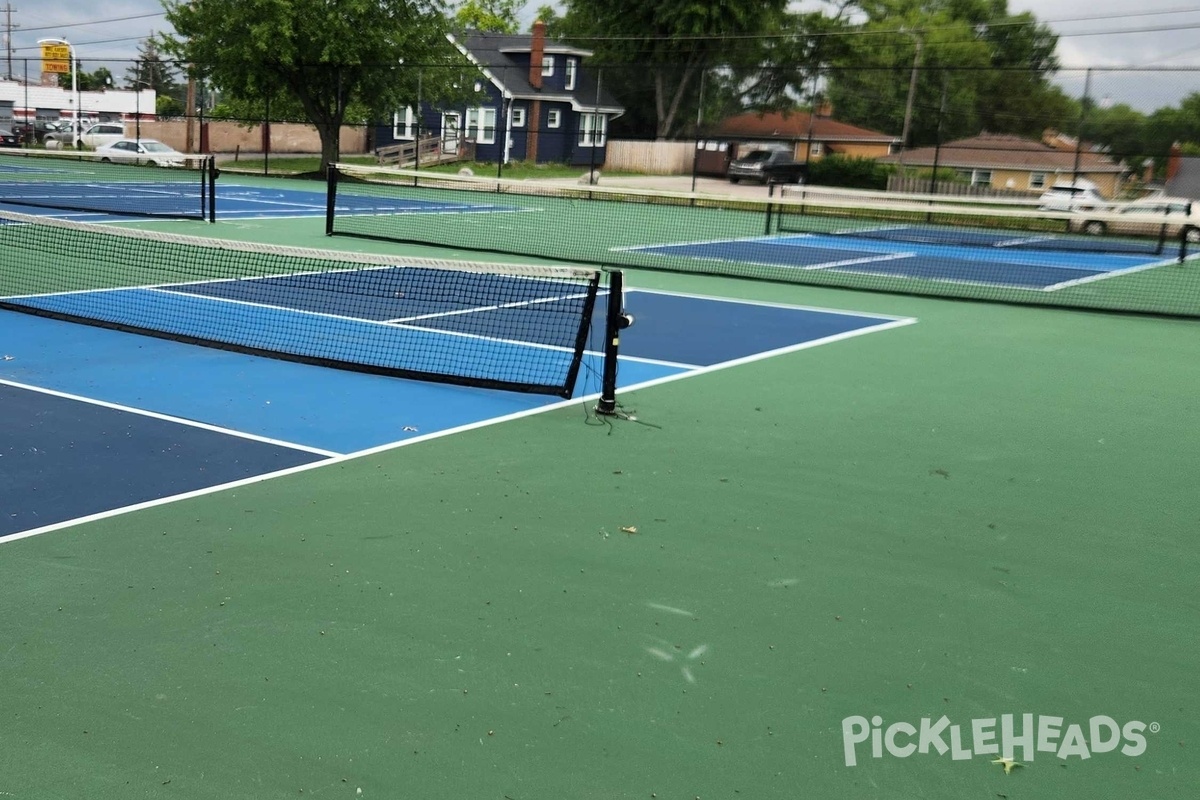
0, 209, 604, 397
0, 149, 216, 221
327, 165, 1200, 318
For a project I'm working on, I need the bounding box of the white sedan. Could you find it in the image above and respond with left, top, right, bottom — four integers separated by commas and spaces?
94, 139, 188, 168
1070, 197, 1200, 243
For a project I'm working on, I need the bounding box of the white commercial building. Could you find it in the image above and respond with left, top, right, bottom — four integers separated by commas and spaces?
0, 79, 156, 126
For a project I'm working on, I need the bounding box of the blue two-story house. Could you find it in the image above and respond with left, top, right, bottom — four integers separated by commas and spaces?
377, 22, 625, 166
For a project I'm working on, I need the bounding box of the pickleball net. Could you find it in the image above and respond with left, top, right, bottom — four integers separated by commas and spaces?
0, 149, 216, 221
325, 164, 1200, 318
0, 209, 620, 398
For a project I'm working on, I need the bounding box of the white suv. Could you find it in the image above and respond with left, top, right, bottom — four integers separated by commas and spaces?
77, 123, 126, 150
1038, 184, 1106, 212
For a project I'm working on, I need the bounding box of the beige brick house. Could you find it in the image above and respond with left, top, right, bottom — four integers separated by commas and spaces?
879, 132, 1129, 197
696, 108, 899, 175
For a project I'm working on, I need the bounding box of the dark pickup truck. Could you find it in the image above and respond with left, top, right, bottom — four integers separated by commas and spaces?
727, 149, 808, 184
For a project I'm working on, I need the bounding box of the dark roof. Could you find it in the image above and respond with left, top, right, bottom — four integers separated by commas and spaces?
879, 133, 1126, 173
1166, 156, 1200, 200
714, 111, 897, 142
449, 31, 624, 115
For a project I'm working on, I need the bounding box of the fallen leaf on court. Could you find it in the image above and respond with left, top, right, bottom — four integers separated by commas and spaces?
620, 526, 638, 534
2, 355, 13, 360
403, 426, 419, 432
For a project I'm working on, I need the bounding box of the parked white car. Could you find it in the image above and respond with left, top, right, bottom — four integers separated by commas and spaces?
94, 139, 188, 167
76, 123, 127, 149
1070, 197, 1200, 243
1038, 183, 1106, 212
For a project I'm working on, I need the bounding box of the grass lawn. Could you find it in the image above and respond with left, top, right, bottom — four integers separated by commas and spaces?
217, 154, 636, 180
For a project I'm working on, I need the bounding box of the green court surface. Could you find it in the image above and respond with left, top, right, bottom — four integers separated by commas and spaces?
1, 185, 1198, 799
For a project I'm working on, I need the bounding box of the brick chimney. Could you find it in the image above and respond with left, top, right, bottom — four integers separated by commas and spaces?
529, 20, 546, 90
1166, 142, 1183, 181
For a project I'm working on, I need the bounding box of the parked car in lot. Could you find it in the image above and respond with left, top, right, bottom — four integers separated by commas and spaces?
77, 123, 126, 149
727, 148, 808, 184
1071, 197, 1200, 243
0, 126, 19, 148
44, 122, 85, 147
95, 138, 187, 167
1038, 183, 1106, 211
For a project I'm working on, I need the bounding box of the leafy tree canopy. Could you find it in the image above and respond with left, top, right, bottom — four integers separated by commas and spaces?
162, 0, 467, 173
453, 0, 521, 33
551, 0, 791, 139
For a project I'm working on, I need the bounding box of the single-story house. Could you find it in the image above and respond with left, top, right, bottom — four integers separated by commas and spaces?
696, 107, 899, 174
374, 22, 624, 166
879, 132, 1130, 198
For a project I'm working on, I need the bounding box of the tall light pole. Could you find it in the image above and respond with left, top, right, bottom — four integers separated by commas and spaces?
37, 37, 77, 146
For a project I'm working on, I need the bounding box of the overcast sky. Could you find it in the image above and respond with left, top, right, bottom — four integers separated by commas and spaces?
8, 1, 1200, 111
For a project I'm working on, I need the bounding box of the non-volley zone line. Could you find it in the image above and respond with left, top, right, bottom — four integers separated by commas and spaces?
618, 232, 1171, 290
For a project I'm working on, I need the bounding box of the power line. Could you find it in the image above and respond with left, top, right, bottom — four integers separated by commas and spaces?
17, 11, 165, 34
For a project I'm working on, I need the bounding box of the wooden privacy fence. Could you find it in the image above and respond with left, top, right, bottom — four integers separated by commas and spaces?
604, 140, 696, 175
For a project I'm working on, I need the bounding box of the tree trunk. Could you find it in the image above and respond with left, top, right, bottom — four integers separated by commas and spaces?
317, 121, 341, 177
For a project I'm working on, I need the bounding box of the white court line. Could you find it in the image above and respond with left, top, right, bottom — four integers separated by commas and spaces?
387, 291, 594, 323
1041, 254, 1194, 291
801, 252, 916, 271
0, 377, 340, 458
0, 298, 917, 546
628, 287, 912, 321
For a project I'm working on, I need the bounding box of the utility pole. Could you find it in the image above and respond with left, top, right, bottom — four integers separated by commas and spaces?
900, 33, 923, 153
2, 4, 18, 81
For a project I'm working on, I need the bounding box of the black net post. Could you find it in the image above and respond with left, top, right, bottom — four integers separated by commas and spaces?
325, 164, 339, 236
206, 156, 217, 222
596, 269, 631, 416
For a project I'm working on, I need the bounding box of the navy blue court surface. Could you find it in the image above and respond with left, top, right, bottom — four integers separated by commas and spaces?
622, 232, 1178, 291
0, 288, 914, 540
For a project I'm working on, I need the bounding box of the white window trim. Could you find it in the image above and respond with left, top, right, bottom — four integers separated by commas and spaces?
565, 59, 577, 91
578, 112, 607, 147
393, 107, 417, 141
465, 106, 497, 145
511, 107, 526, 128
547, 109, 561, 129
1030, 171, 1047, 189
810, 142, 823, 156
542, 55, 555, 77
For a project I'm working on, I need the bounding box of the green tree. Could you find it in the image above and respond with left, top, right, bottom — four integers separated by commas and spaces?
76, 66, 116, 92
453, 0, 521, 33
124, 37, 180, 96
826, 0, 1067, 147
162, 0, 464, 173
552, 0, 790, 139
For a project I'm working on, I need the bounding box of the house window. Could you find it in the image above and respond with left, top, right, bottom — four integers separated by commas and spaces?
547, 109, 561, 128
542, 56, 555, 77
972, 170, 993, 186
1030, 172, 1047, 189
565, 59, 577, 91
512, 107, 526, 128
810, 142, 823, 156
578, 113, 607, 147
465, 107, 497, 144
393, 107, 417, 140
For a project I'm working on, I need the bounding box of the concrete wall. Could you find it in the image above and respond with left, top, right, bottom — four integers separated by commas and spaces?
135, 120, 369, 155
